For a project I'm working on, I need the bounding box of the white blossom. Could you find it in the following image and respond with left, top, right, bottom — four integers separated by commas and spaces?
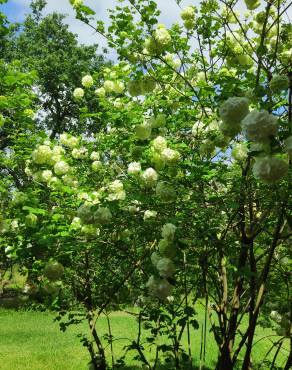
152, 136, 167, 152
143, 210, 157, 220
252, 156, 288, 183
73, 87, 84, 99
41, 170, 53, 182
54, 161, 70, 175
82, 75, 94, 88
219, 97, 249, 124
161, 223, 177, 240
127, 162, 141, 175
141, 167, 158, 185
161, 148, 180, 164
156, 257, 176, 278
242, 110, 278, 142
94, 207, 112, 224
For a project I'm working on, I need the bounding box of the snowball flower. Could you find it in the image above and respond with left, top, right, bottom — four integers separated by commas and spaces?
146, 276, 173, 300
25, 213, 38, 226
54, 161, 70, 175
156, 257, 176, 278
253, 156, 288, 183
41, 170, 53, 182
59, 133, 79, 148
152, 136, 167, 152
94, 207, 112, 224
219, 97, 249, 124
156, 279, 173, 300
73, 87, 84, 99
127, 80, 142, 97
127, 162, 141, 175
72, 147, 88, 159
135, 122, 152, 140
72, 0, 83, 8
155, 25, 171, 46
92, 161, 102, 171
52, 145, 64, 155
156, 181, 176, 202
32, 145, 52, 164
70, 217, 82, 230
270, 311, 282, 324
244, 0, 260, 10
113, 81, 125, 94
150, 113, 166, 128
141, 167, 158, 185
141, 76, 156, 94
107, 180, 126, 201
11, 220, 19, 230
231, 143, 248, 161
81, 75, 94, 88
181, 6, 196, 21
90, 151, 100, 161
269, 75, 289, 93
162, 223, 177, 240
161, 148, 180, 164
242, 110, 278, 142
95, 87, 106, 97
103, 80, 115, 92
143, 210, 157, 220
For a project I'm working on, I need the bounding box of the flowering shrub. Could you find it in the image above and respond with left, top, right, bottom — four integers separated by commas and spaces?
2, 0, 292, 369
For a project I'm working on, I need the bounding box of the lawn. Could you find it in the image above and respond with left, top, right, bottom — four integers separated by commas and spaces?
0, 307, 289, 370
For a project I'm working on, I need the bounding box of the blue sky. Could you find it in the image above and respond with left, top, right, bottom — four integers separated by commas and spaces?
1, 1, 27, 22
1, 0, 291, 49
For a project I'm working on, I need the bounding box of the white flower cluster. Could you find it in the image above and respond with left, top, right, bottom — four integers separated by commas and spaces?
241, 110, 278, 142
107, 180, 126, 201
102, 80, 125, 94
162, 223, 177, 240
146, 222, 177, 300
54, 160, 70, 175
231, 143, 248, 162
219, 97, 249, 125
181, 6, 196, 29
32, 145, 52, 164
95, 87, 106, 97
144, 24, 171, 55
252, 156, 288, 183
72, 147, 88, 159
244, 0, 260, 10
161, 148, 180, 164
127, 162, 141, 175
148, 113, 166, 128
60, 133, 79, 148
127, 76, 156, 97
25, 213, 38, 227
143, 210, 157, 221
269, 75, 289, 93
135, 121, 152, 140
164, 54, 181, 69
156, 181, 176, 202
146, 276, 173, 300
151, 136, 180, 166
73, 87, 84, 99
270, 310, 290, 337
94, 207, 112, 224
81, 75, 94, 88
152, 136, 167, 152
141, 167, 158, 186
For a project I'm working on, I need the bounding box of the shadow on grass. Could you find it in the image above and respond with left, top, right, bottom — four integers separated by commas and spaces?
114, 365, 213, 370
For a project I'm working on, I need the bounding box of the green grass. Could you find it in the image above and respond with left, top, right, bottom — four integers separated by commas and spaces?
0, 308, 288, 370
